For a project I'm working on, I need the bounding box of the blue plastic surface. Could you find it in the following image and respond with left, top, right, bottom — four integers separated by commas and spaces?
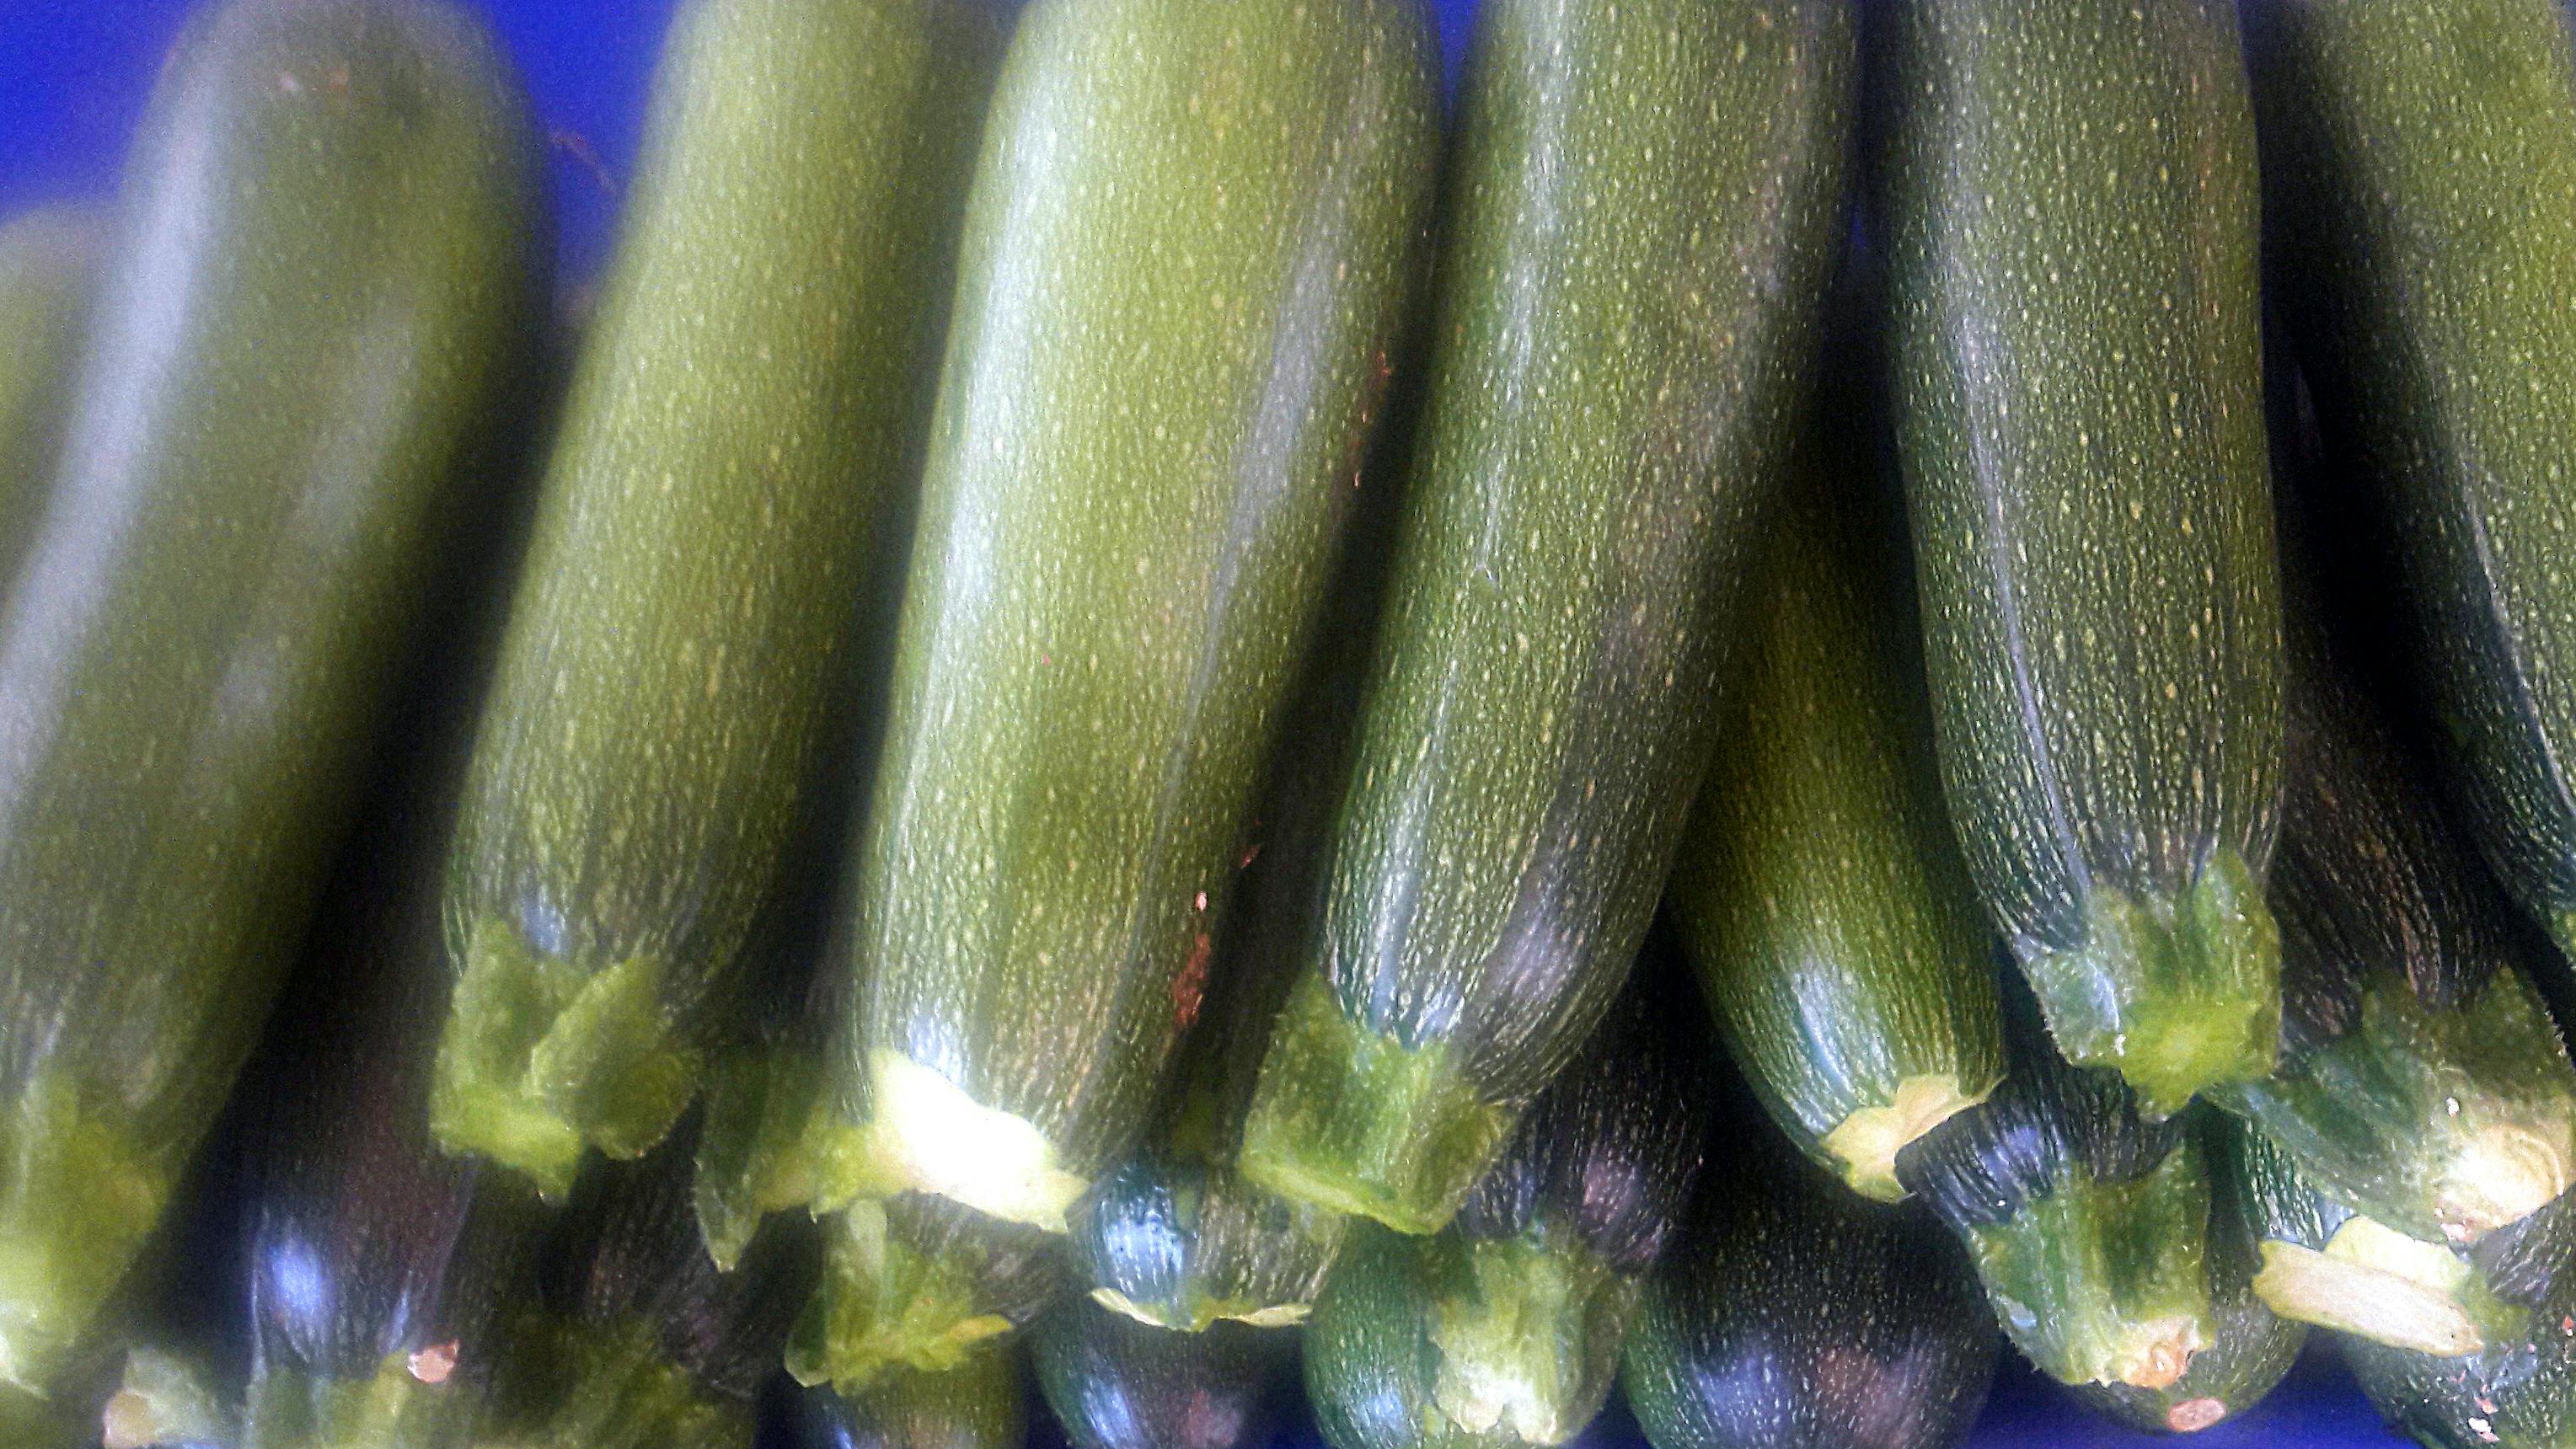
0, 3, 2413, 1446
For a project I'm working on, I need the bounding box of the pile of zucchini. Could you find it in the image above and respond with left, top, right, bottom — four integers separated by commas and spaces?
11, 0, 2576, 1446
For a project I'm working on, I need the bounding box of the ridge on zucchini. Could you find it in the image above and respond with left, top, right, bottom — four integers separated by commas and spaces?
1882, 0, 2285, 1118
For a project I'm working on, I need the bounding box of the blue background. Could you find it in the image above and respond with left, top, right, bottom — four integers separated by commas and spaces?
0, 2, 2408, 1446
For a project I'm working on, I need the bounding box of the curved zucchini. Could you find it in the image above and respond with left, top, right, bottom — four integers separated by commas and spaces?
0, 0, 546, 1397
790, 1354, 1026, 1449
0, 206, 101, 587
825, 0, 1439, 1235
2215, 552, 2576, 1247
2346, 1190, 2576, 1448
787, 1192, 1064, 1398
435, 0, 1004, 1195
1619, 1083, 1997, 1449
1305, 970, 1707, 1449
1666, 329, 2004, 1205
1030, 1299, 1283, 1449
2249, 0, 2576, 965
2070, 1114, 2304, 1434
1239, 0, 1853, 1239
1894, 999, 2218, 1393
1882, 0, 2285, 1116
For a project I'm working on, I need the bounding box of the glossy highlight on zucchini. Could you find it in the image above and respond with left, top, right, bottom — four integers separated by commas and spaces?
2250, 0, 2576, 969
827, 0, 1440, 1234
1665, 323, 2004, 1205
1241, 0, 1855, 1242
1305, 967, 1707, 1449
436, 0, 1005, 1196
0, 206, 100, 590
1881, 0, 2285, 1117
1620, 1078, 1997, 1449
0, 0, 547, 1398
1031, 1298, 1284, 1449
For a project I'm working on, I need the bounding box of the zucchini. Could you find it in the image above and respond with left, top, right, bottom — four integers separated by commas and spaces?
0, 0, 546, 1397
786, 1192, 1064, 1397
824, 0, 1439, 1234
790, 1354, 1026, 1449
1664, 318, 2005, 1205
2248, 0, 2576, 965
1239, 0, 1855, 1240
489, 1127, 817, 1449
2346, 1189, 2576, 1448
1304, 967, 1708, 1449
435, 0, 1004, 1196
1619, 1075, 1997, 1449
1894, 994, 2219, 1392
1881, 0, 2285, 1116
2070, 1113, 2304, 1434
1030, 1299, 1284, 1449
0, 206, 101, 588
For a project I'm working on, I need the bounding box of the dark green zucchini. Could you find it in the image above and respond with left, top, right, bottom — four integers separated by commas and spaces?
2345, 1188, 2576, 1448
1030, 1299, 1283, 1449
1239, 0, 1854, 1240
822, 0, 1439, 1235
786, 1193, 1063, 1397
1619, 1059, 1995, 1449
0, 205, 101, 588
790, 1353, 1026, 1449
1665, 320, 2004, 1204
1881, 0, 2285, 1117
1305, 968, 1707, 1449
435, 0, 1004, 1196
0, 0, 546, 1398
2249, 0, 2576, 967
2070, 1113, 2305, 1434
1894, 996, 2219, 1393
487, 1126, 817, 1449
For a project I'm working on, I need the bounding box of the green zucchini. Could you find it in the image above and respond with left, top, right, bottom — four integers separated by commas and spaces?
1619, 1076, 1997, 1449
1894, 997, 2220, 1393
1881, 0, 2285, 1116
2249, 0, 2576, 965
0, 0, 546, 1398
790, 1354, 1027, 1449
2070, 1113, 2305, 1434
786, 1192, 1065, 1397
2345, 1189, 2576, 1448
435, 0, 1004, 1196
0, 206, 101, 588
1304, 968, 1708, 1449
1664, 320, 2005, 1205
1030, 1299, 1284, 1449
1239, 0, 1853, 1240
822, 0, 1439, 1235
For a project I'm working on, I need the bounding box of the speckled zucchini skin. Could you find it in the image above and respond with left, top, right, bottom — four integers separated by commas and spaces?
1620, 1093, 1997, 1449
0, 0, 546, 1397
2251, 0, 2576, 970
435, 0, 1004, 1196
2347, 1189, 2576, 1449
0, 207, 101, 590
830, 0, 1438, 1232
1882, 0, 2285, 1117
1665, 345, 2004, 1205
1031, 1300, 1284, 1449
1240, 0, 1853, 1242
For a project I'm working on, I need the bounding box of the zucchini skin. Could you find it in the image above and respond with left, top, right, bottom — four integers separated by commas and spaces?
1304, 970, 1708, 1449
0, 0, 547, 1397
436, 0, 1004, 1196
0, 206, 101, 590
833, 0, 1439, 1234
787, 1192, 1066, 1398
1619, 1085, 1997, 1449
1030, 1300, 1284, 1449
1882, 0, 2285, 1117
2070, 1113, 2304, 1434
790, 1354, 1027, 1449
1240, 0, 1854, 1240
2347, 1190, 2576, 1448
1894, 996, 2219, 1393
2249, 0, 2576, 963
1665, 326, 2004, 1206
